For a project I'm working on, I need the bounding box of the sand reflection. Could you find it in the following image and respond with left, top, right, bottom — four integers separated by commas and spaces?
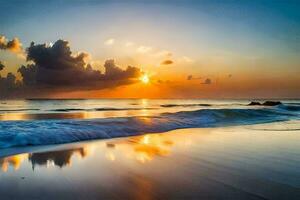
29, 148, 88, 169
105, 134, 174, 163
0, 154, 27, 172
0, 147, 92, 172
0, 133, 181, 172
132, 134, 173, 163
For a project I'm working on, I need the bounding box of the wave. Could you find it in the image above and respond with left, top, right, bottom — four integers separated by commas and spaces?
49, 107, 155, 112
285, 103, 300, 106
48, 108, 86, 112
0, 109, 40, 112
248, 128, 300, 131
160, 103, 248, 107
26, 98, 86, 101
0, 106, 298, 149
160, 103, 212, 107
278, 104, 300, 111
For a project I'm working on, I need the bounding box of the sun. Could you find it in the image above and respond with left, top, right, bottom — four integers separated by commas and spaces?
140, 74, 150, 84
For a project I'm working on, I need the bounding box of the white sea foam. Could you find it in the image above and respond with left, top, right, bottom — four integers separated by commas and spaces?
0, 104, 299, 149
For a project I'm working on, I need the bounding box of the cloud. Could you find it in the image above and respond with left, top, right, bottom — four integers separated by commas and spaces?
103, 59, 141, 80
137, 46, 152, 53
160, 59, 173, 65
0, 61, 5, 71
187, 75, 193, 80
0, 39, 144, 98
0, 61, 19, 94
0, 72, 19, 97
17, 40, 141, 88
7, 38, 22, 53
157, 79, 171, 84
0, 61, 19, 97
18, 64, 37, 86
155, 50, 172, 57
187, 75, 201, 80
202, 78, 212, 84
0, 36, 7, 50
104, 38, 115, 45
0, 36, 143, 98
0, 35, 23, 53
181, 56, 194, 63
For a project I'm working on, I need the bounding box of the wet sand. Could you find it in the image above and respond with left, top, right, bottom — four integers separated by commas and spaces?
0, 122, 299, 200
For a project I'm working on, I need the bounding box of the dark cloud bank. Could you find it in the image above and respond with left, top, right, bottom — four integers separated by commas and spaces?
0, 62, 20, 95
0, 39, 142, 98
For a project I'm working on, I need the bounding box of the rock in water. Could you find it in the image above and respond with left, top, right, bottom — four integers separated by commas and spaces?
262, 101, 282, 106
248, 101, 261, 106
248, 101, 282, 106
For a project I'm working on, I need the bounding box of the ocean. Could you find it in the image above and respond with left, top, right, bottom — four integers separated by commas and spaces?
0, 99, 299, 149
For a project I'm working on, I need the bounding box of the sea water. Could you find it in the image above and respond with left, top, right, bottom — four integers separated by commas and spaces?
0, 99, 299, 148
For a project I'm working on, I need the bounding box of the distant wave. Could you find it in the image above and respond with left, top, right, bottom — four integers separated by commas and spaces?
0, 109, 40, 112
160, 104, 212, 107
0, 106, 299, 149
278, 104, 300, 111
285, 103, 300, 106
160, 103, 247, 107
49, 107, 155, 112
49, 108, 86, 112
248, 128, 300, 131
26, 98, 86, 101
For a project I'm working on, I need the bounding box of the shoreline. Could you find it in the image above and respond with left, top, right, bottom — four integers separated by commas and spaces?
0, 119, 298, 158
0, 122, 299, 199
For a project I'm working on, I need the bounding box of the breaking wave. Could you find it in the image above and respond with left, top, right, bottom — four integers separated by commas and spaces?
0, 105, 299, 149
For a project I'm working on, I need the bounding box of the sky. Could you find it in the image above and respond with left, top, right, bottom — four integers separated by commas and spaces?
0, 0, 299, 98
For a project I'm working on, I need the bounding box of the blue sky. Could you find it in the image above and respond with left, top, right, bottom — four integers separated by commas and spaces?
0, 0, 300, 98
1, 0, 299, 53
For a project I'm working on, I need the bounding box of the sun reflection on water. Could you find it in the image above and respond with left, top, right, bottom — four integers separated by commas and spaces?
105, 134, 175, 164
0, 132, 193, 172
0, 147, 92, 172
0, 154, 27, 172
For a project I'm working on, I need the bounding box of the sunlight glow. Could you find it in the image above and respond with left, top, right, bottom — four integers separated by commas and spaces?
140, 74, 150, 84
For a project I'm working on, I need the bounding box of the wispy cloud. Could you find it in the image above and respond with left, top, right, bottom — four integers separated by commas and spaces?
104, 38, 115, 46
155, 50, 172, 57
137, 46, 152, 53
181, 56, 194, 63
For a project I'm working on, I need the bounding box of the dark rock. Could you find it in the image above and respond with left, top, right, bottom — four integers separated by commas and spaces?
262, 101, 282, 106
248, 101, 261, 106
248, 101, 282, 106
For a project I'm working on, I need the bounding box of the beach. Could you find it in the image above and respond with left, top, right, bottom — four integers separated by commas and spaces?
1, 1, 300, 198
0, 121, 299, 200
